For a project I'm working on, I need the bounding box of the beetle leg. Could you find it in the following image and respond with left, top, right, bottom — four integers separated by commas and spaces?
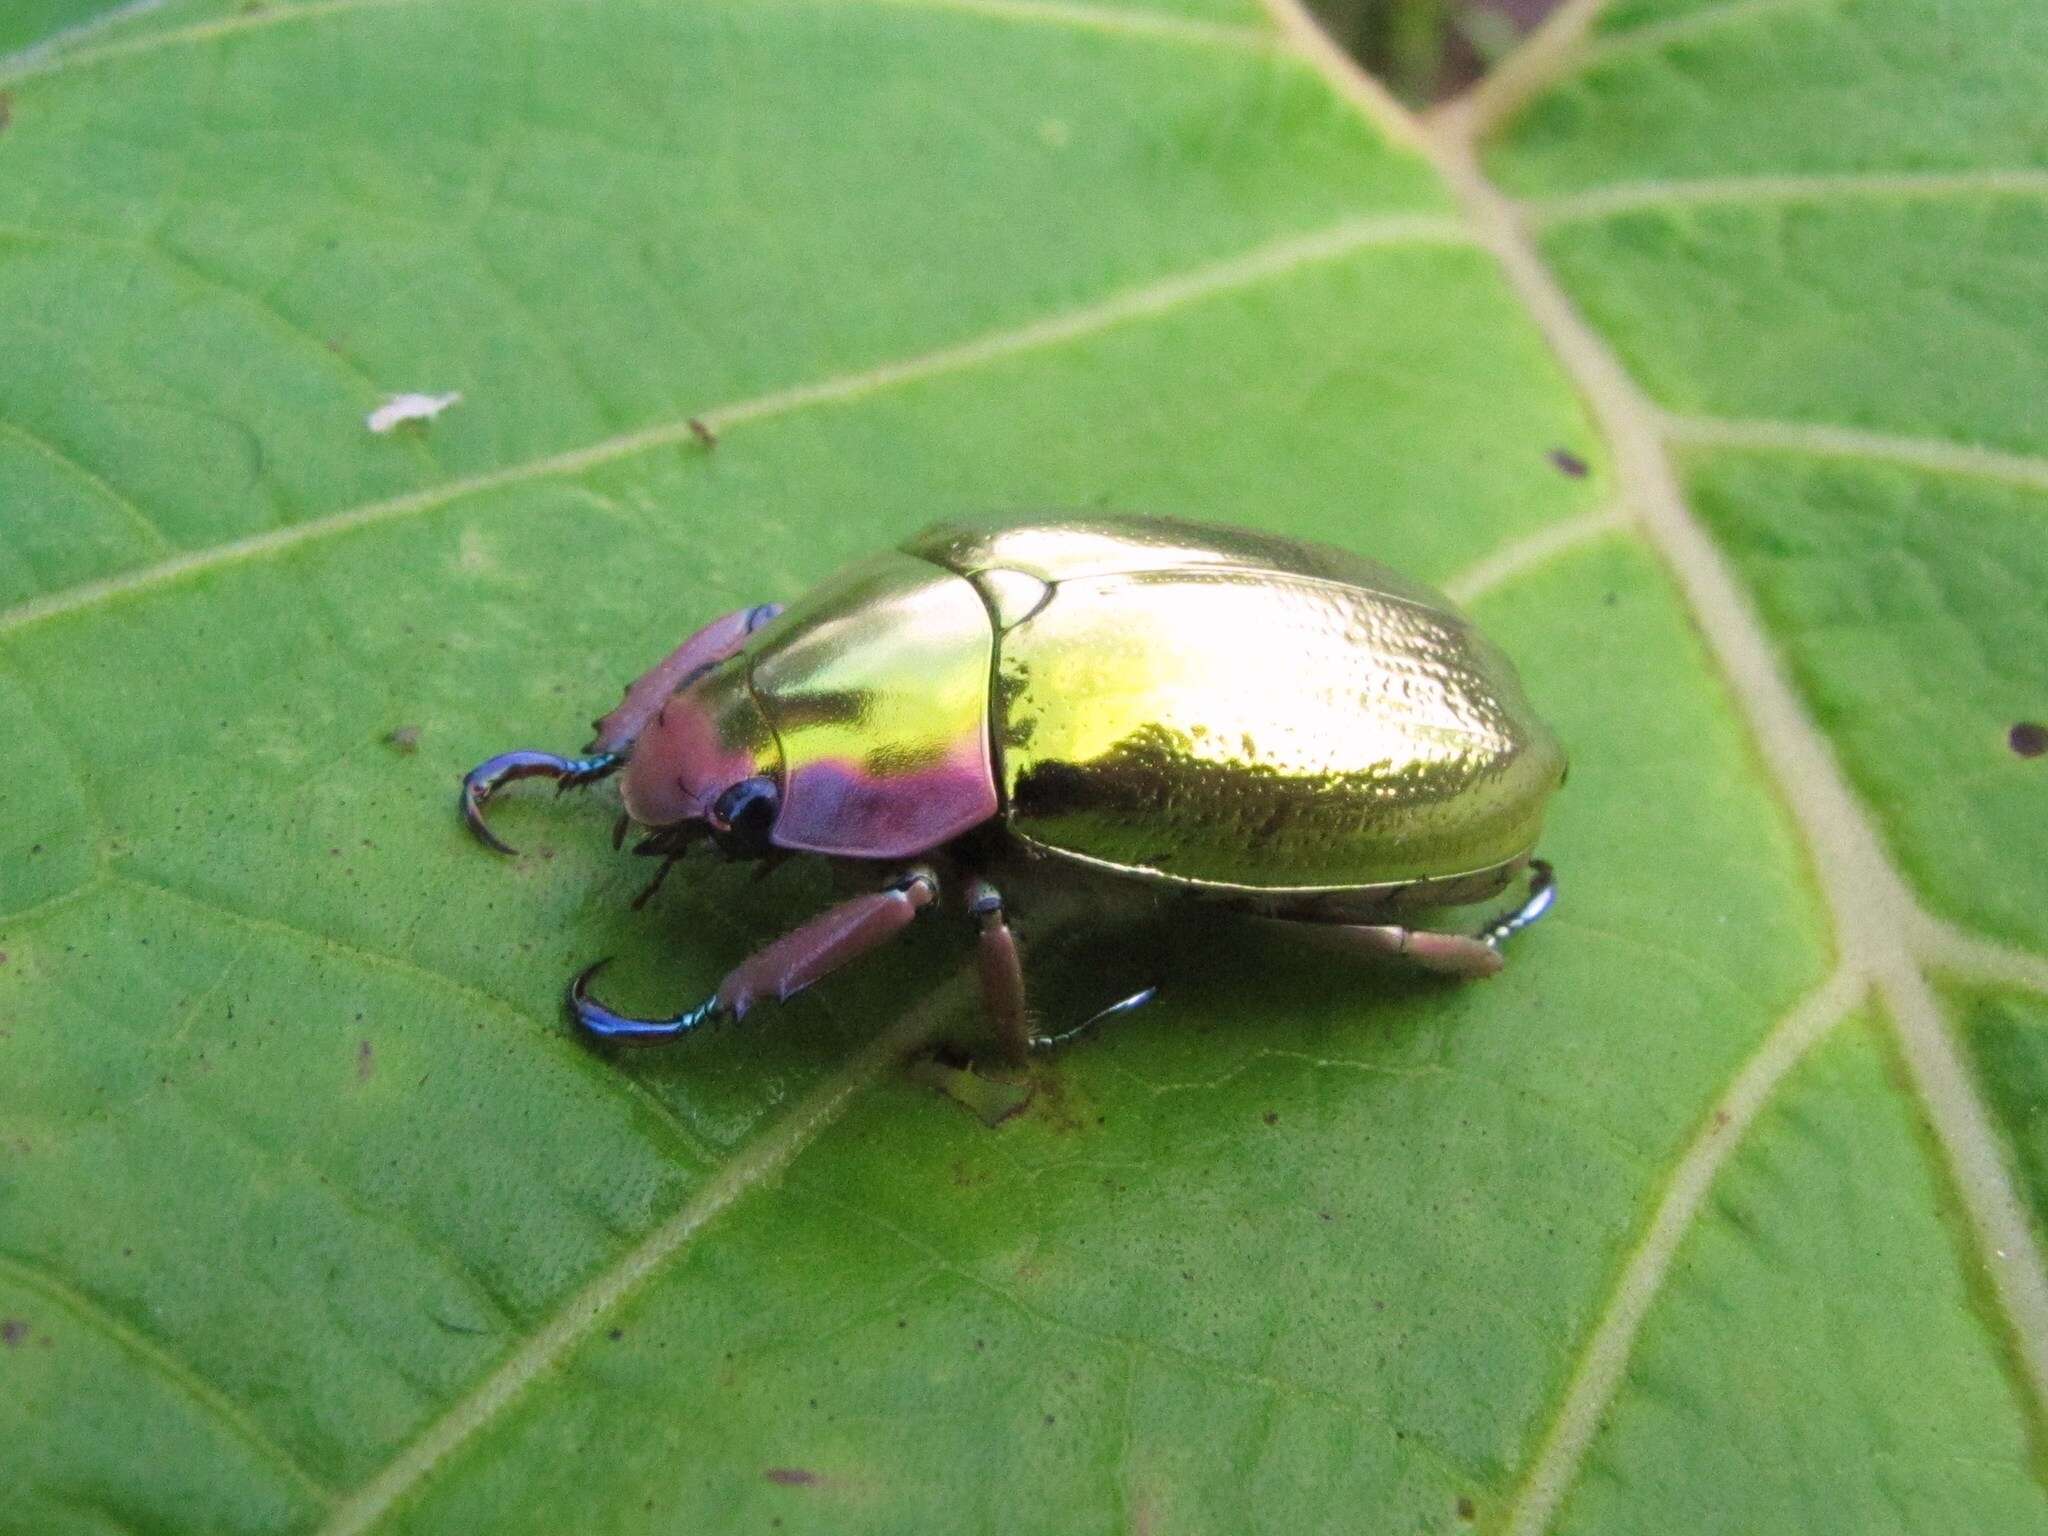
967, 878, 1159, 1060
460, 750, 623, 855
587, 602, 783, 756
569, 868, 938, 1044
1476, 859, 1556, 951
1029, 985, 1159, 1054
966, 879, 1033, 1066
1272, 860, 1558, 979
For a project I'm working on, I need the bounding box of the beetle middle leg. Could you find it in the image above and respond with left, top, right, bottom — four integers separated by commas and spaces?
570, 867, 938, 1043
968, 877, 1158, 1062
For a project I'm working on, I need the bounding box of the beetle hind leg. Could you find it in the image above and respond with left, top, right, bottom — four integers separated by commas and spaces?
1273, 859, 1559, 980
1475, 858, 1556, 951
460, 749, 624, 855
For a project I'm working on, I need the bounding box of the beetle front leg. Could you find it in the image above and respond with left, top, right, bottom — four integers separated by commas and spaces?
460, 750, 624, 855
569, 867, 938, 1044
461, 603, 783, 855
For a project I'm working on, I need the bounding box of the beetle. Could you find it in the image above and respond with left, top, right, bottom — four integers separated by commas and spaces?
460, 514, 1566, 1059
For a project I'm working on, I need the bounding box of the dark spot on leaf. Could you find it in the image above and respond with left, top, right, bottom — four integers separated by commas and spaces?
0, 1319, 25, 1346
1547, 448, 1589, 478
607, 1328, 623, 1341
1043, 1413, 1056, 1426
1457, 1496, 1477, 1520
0, 93, 12, 135
1713, 1108, 1730, 1129
385, 725, 420, 753
355, 1040, 374, 1081
688, 416, 718, 448
1262, 1110, 1279, 1126
763, 1468, 818, 1487
2009, 722, 2048, 758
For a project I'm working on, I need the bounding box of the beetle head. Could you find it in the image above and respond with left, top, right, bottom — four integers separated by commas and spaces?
620, 657, 786, 858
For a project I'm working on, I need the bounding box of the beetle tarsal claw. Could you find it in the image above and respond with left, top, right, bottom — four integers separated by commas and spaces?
458, 749, 623, 854
567, 959, 724, 1044
1476, 859, 1557, 951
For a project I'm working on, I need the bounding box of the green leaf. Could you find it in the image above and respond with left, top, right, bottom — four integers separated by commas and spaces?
0, 1, 2041, 1532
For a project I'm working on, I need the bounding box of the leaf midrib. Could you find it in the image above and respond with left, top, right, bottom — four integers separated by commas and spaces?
1268, 0, 2048, 1526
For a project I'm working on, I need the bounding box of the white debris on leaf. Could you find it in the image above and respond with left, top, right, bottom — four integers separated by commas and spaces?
366, 391, 462, 434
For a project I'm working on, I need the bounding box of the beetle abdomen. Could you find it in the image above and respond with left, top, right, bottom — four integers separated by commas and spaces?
909, 517, 1565, 895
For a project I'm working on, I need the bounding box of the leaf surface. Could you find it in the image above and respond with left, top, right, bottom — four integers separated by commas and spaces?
0, 1, 2041, 1532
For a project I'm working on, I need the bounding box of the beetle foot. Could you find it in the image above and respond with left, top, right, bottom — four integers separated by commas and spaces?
460, 749, 623, 855
1476, 859, 1556, 952
1028, 984, 1159, 1053
567, 960, 724, 1044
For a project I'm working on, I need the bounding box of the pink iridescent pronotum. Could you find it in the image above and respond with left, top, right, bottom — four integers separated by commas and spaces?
460, 515, 1566, 1061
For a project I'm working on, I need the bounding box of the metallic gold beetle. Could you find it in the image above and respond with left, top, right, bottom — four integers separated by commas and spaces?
461, 515, 1566, 1059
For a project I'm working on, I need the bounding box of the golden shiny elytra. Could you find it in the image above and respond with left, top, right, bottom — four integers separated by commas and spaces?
461, 514, 1567, 1060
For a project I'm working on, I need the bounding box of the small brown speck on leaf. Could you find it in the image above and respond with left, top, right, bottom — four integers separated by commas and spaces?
385, 725, 421, 753
688, 416, 718, 448
1, 1319, 26, 1347
1548, 448, 1589, 478
762, 1468, 819, 1487
607, 1327, 623, 1341
1457, 1496, 1477, 1521
1713, 1108, 1731, 1129
1262, 1110, 1279, 1126
2009, 722, 2048, 758
355, 1040, 375, 1081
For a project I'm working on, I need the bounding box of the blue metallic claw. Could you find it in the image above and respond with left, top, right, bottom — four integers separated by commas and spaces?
460, 749, 622, 855
1476, 859, 1556, 951
568, 960, 724, 1044
1029, 984, 1159, 1053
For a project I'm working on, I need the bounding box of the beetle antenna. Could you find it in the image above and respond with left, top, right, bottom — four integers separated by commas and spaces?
630, 855, 681, 911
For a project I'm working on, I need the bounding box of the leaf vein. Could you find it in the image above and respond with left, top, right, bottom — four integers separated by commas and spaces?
1528, 170, 2048, 227
1661, 414, 2048, 492
0, 213, 1473, 641
109, 873, 723, 1171
0, 0, 1271, 89
0, 1249, 338, 1508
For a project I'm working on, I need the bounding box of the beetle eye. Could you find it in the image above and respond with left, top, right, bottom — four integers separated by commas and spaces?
709, 775, 780, 857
